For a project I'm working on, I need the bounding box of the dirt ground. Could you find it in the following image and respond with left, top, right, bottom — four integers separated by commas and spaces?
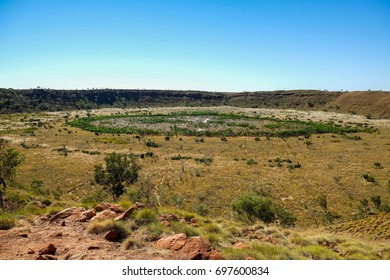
0, 217, 174, 260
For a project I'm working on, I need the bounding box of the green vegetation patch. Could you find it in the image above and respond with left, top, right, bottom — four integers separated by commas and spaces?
69, 112, 369, 138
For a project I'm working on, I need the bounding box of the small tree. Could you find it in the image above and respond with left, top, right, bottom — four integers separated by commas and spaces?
94, 153, 139, 200
0, 139, 25, 210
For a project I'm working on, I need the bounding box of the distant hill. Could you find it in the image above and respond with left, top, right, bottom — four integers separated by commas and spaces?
0, 88, 389, 118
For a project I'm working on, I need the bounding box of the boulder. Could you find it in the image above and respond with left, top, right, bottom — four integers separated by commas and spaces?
49, 207, 86, 223
94, 203, 124, 213
114, 202, 144, 221
208, 249, 225, 260
77, 209, 96, 222
177, 236, 224, 260
155, 233, 187, 251
91, 209, 118, 221
38, 243, 57, 255
104, 230, 119, 242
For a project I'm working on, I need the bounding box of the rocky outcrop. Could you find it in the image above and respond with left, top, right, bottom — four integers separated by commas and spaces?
49, 207, 86, 223
77, 209, 96, 222
114, 202, 144, 221
38, 243, 57, 255
178, 236, 224, 260
155, 234, 224, 260
91, 209, 118, 221
94, 203, 124, 213
104, 230, 119, 242
155, 233, 187, 251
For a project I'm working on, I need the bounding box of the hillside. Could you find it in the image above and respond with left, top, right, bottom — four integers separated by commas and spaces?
1, 203, 390, 260
1, 88, 389, 118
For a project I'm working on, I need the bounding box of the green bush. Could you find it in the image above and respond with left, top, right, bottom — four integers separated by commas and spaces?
0, 214, 16, 230
171, 221, 201, 237
122, 237, 145, 250
362, 174, 375, 183
246, 159, 258, 166
196, 204, 209, 216
232, 194, 275, 224
145, 139, 159, 148
203, 223, 221, 234
87, 220, 129, 241
232, 194, 295, 227
195, 157, 213, 165
135, 208, 158, 225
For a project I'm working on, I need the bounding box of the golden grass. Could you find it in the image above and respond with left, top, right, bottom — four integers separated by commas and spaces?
0, 107, 389, 230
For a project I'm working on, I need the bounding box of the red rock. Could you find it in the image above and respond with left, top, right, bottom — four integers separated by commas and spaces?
209, 249, 225, 260
77, 209, 96, 222
36, 255, 57, 260
38, 243, 57, 255
94, 203, 124, 213
176, 236, 224, 260
49, 207, 86, 223
91, 209, 118, 221
155, 233, 187, 251
104, 230, 119, 242
114, 202, 144, 221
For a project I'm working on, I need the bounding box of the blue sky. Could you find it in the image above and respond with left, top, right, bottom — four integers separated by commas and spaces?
0, 0, 389, 91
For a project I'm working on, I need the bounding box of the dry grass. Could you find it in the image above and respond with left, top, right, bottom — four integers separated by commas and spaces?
0, 107, 389, 230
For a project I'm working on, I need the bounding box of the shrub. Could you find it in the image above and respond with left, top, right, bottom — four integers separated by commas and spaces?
362, 174, 375, 183
144, 221, 164, 241
0, 214, 16, 230
122, 237, 145, 250
273, 205, 297, 227
30, 179, 50, 196
232, 194, 296, 227
145, 139, 159, 148
94, 153, 139, 200
195, 157, 213, 165
171, 222, 201, 237
371, 196, 381, 210
203, 223, 221, 234
196, 204, 209, 216
246, 159, 258, 166
232, 194, 275, 224
135, 208, 158, 225
87, 220, 129, 241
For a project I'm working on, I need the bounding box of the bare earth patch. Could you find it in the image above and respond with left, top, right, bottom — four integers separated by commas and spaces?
0, 218, 175, 260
